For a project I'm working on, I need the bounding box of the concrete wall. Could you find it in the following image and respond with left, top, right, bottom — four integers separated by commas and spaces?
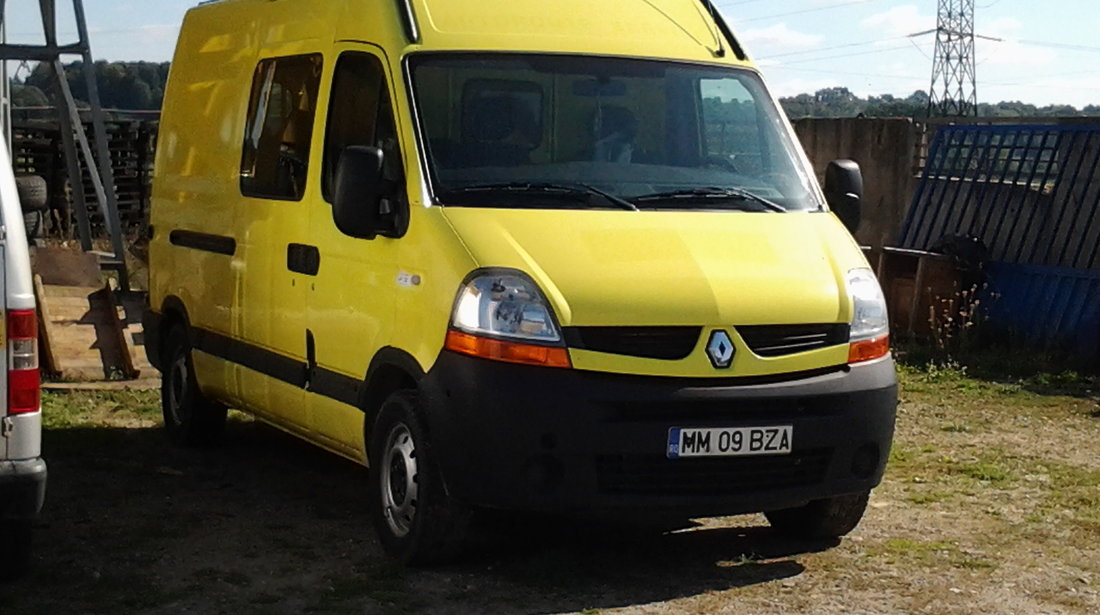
793, 117, 921, 249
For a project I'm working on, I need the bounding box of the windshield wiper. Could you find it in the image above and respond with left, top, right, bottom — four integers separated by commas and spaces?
631, 186, 787, 212
442, 182, 638, 211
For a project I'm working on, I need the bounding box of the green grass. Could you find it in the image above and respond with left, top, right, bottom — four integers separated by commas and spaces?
41, 388, 161, 429
870, 538, 996, 571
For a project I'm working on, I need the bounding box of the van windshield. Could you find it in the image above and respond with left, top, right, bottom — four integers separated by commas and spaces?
408, 53, 822, 212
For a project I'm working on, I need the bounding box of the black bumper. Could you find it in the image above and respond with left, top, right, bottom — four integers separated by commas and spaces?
418, 354, 897, 516
0, 458, 47, 521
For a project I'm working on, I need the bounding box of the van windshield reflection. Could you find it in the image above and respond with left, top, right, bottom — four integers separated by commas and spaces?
409, 53, 821, 211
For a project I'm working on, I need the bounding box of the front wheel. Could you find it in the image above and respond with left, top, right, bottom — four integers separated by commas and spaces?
368, 391, 470, 565
161, 326, 226, 446
765, 491, 870, 539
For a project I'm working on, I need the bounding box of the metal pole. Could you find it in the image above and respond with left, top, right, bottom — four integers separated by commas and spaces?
72, 0, 127, 289
37, 0, 91, 249
0, 0, 11, 151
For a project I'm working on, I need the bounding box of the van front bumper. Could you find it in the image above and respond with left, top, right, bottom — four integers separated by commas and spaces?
0, 458, 47, 521
418, 353, 897, 517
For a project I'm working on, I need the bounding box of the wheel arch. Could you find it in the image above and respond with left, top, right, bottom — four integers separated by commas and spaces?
360, 347, 427, 444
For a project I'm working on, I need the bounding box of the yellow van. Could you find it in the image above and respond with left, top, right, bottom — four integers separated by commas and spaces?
146, 0, 896, 563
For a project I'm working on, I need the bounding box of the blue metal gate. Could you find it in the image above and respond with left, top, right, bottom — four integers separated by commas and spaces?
899, 124, 1100, 357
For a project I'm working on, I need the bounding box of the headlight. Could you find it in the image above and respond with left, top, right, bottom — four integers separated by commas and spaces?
446, 270, 571, 368
846, 268, 890, 363
452, 272, 562, 343
847, 268, 888, 341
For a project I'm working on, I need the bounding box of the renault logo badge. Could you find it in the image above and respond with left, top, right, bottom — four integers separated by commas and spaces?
706, 330, 735, 369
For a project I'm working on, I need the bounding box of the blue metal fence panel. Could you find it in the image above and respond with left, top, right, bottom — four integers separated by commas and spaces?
984, 263, 1100, 358
901, 124, 1100, 356
901, 124, 1100, 270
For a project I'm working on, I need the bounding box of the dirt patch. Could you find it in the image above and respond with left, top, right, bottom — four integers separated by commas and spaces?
2, 369, 1098, 614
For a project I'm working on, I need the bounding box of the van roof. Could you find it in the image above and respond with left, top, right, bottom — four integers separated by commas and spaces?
187, 0, 748, 65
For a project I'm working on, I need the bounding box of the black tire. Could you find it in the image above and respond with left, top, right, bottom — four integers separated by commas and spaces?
368, 390, 471, 565
765, 491, 870, 539
0, 520, 33, 581
161, 325, 227, 446
22, 210, 42, 241
15, 175, 48, 212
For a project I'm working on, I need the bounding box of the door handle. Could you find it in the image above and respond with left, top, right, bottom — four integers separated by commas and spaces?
287, 243, 320, 276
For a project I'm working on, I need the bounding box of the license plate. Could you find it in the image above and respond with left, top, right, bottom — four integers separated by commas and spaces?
667, 426, 793, 458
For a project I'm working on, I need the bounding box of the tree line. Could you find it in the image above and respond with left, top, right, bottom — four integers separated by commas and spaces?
12, 60, 169, 110
779, 86, 1100, 119
10, 61, 1100, 119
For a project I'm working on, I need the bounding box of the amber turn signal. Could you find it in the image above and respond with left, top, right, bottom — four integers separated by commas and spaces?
444, 329, 572, 369
848, 335, 890, 363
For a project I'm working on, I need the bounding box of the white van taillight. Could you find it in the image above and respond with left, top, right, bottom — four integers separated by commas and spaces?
8, 309, 40, 414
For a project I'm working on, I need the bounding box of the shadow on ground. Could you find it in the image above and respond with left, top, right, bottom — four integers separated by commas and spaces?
2, 421, 837, 614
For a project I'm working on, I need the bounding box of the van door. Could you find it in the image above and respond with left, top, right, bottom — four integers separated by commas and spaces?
235, 52, 324, 430
304, 45, 405, 461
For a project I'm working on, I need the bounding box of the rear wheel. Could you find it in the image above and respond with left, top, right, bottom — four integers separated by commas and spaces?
0, 520, 33, 581
368, 390, 470, 565
161, 325, 226, 446
765, 491, 870, 539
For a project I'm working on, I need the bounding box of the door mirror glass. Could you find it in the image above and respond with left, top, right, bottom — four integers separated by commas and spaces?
825, 159, 863, 235
333, 145, 387, 239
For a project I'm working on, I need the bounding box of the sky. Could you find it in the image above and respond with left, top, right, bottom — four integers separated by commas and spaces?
2, 0, 1098, 108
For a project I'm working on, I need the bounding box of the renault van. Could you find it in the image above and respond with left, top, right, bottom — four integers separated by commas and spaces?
146, 0, 896, 563
0, 141, 44, 580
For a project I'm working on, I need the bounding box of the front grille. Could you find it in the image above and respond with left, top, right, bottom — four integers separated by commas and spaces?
596, 449, 832, 495
737, 324, 849, 357
563, 326, 701, 360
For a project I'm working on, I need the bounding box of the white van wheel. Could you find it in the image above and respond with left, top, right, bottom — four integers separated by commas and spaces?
368, 391, 470, 565
765, 490, 870, 539
161, 326, 226, 446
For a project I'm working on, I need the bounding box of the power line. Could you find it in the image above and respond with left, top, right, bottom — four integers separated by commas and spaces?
739, 0, 882, 24
756, 35, 910, 61
770, 65, 929, 84
1017, 39, 1100, 54
770, 43, 919, 66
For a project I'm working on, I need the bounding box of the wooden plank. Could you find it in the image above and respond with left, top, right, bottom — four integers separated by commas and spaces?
33, 275, 61, 378
115, 291, 155, 378
103, 285, 139, 379
36, 283, 133, 382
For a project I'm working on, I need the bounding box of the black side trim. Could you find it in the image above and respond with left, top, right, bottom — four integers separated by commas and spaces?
192, 327, 307, 388
698, 1, 747, 60
169, 230, 237, 256
312, 367, 361, 406
287, 243, 321, 276
191, 325, 367, 408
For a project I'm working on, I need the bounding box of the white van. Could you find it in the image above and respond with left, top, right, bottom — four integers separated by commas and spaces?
0, 140, 44, 580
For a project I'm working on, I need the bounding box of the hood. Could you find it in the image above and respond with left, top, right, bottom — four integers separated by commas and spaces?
441, 208, 864, 328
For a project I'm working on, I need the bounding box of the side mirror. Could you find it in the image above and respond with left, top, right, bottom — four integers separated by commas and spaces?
824, 159, 863, 235
332, 145, 406, 239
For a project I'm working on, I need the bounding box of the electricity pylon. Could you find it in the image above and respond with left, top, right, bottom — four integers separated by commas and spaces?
911, 0, 1001, 117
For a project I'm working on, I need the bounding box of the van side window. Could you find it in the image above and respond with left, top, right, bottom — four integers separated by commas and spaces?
240, 54, 323, 201
323, 52, 404, 203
